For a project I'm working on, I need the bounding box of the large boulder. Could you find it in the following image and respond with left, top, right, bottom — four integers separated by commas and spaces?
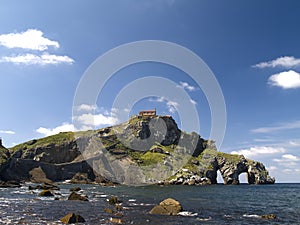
68, 191, 88, 201
38, 190, 54, 197
60, 213, 85, 224
150, 198, 182, 215
29, 166, 53, 184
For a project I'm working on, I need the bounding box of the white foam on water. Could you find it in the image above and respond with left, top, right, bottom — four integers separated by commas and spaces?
128, 199, 136, 202
178, 211, 198, 217
243, 214, 260, 218
196, 217, 212, 221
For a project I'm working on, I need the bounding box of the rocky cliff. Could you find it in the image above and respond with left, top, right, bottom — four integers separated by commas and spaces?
0, 115, 275, 185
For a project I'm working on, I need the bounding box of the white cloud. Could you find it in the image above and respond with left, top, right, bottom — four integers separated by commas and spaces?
150, 97, 179, 114
36, 123, 75, 136
253, 56, 300, 69
0, 130, 15, 134
231, 146, 286, 158
0, 29, 59, 51
75, 104, 97, 112
273, 154, 300, 168
288, 141, 300, 147
0, 53, 74, 65
253, 138, 275, 142
0, 29, 74, 66
177, 81, 197, 92
268, 70, 300, 89
74, 113, 119, 127
281, 154, 299, 161
251, 120, 300, 133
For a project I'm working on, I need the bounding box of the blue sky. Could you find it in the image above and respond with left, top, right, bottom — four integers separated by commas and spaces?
1, 0, 300, 182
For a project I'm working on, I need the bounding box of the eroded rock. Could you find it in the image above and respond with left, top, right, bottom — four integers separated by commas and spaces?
68, 191, 88, 201
150, 198, 182, 215
38, 190, 54, 197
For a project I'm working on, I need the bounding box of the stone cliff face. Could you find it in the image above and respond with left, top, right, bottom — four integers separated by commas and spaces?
0, 115, 275, 185
167, 148, 275, 185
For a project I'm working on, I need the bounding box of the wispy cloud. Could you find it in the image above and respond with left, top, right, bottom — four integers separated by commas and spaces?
0, 53, 74, 65
177, 81, 197, 92
74, 104, 97, 112
251, 120, 300, 133
0, 130, 15, 135
273, 154, 300, 168
150, 97, 179, 114
0, 29, 74, 66
0, 29, 59, 51
253, 56, 300, 69
190, 99, 197, 105
36, 123, 75, 136
267, 70, 300, 89
231, 146, 286, 158
288, 140, 300, 147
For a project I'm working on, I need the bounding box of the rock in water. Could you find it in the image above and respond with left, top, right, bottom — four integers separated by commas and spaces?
0, 181, 21, 188
150, 198, 182, 215
68, 191, 88, 201
29, 166, 53, 184
261, 214, 276, 219
60, 213, 85, 224
109, 196, 121, 205
109, 218, 123, 224
38, 190, 54, 197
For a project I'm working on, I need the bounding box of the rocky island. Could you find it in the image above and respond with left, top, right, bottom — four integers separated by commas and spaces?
0, 114, 275, 186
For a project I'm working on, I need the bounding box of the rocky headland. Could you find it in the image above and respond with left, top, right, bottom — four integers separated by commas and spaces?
0, 115, 275, 185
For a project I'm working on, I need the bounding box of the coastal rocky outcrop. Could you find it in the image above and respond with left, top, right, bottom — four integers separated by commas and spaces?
0, 115, 275, 185
166, 148, 275, 185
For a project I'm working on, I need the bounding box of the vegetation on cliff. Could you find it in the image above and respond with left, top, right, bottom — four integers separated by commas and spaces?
0, 115, 275, 185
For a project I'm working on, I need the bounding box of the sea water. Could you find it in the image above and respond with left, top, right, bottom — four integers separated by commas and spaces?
0, 183, 299, 224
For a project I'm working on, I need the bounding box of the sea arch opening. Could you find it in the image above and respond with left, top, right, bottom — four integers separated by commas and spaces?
239, 172, 248, 184
217, 170, 224, 184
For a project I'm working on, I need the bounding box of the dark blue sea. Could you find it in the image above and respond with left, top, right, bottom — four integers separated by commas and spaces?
0, 183, 299, 224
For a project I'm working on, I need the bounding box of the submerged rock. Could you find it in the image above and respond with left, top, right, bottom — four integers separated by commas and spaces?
150, 198, 182, 215
261, 214, 276, 219
60, 213, 85, 224
0, 181, 21, 188
109, 218, 123, 224
29, 182, 60, 190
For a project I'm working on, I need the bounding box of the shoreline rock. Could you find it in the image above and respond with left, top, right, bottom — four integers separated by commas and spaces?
60, 213, 85, 224
150, 198, 182, 215
68, 191, 88, 201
